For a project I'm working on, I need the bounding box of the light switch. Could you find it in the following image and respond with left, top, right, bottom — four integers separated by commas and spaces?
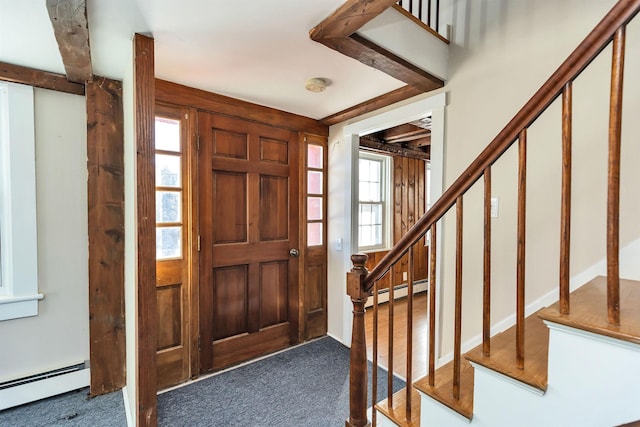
491, 197, 499, 218
335, 238, 343, 251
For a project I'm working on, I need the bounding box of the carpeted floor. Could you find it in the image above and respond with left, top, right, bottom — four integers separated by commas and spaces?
0, 336, 403, 426
0, 387, 126, 427
158, 336, 404, 426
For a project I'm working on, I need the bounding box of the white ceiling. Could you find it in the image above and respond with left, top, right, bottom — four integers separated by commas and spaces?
0, 0, 406, 120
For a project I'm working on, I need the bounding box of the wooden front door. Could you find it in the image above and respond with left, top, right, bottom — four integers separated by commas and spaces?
198, 112, 300, 372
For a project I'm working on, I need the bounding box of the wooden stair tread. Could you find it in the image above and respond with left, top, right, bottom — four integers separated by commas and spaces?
375, 387, 421, 427
413, 357, 474, 420
538, 276, 640, 345
465, 309, 549, 391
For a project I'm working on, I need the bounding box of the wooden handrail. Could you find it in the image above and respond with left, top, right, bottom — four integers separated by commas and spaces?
363, 0, 640, 291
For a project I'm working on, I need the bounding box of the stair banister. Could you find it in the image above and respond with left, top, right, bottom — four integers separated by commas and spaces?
348, 1, 640, 424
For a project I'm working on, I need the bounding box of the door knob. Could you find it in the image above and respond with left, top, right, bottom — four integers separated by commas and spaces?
289, 248, 300, 257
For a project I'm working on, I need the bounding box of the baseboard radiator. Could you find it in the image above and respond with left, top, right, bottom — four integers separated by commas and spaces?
0, 362, 90, 410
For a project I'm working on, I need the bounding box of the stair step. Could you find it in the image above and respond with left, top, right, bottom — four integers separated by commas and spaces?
413, 357, 474, 420
538, 276, 640, 345
465, 309, 549, 391
375, 387, 421, 426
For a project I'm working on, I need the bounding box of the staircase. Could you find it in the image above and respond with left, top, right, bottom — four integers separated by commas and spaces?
344, 1, 640, 426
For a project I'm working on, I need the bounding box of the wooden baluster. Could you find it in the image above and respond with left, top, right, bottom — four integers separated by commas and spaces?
419, 0, 423, 21
560, 82, 573, 315
346, 253, 370, 427
516, 129, 527, 370
398, 0, 403, 7
483, 167, 491, 356
427, 0, 432, 28
409, 0, 413, 15
608, 26, 625, 326
453, 196, 463, 400
435, 0, 440, 33
406, 247, 414, 420
388, 264, 395, 404
428, 223, 437, 386
372, 278, 379, 427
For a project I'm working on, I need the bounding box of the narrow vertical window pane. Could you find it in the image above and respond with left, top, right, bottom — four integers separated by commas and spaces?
155, 117, 181, 152
156, 227, 182, 259
156, 154, 181, 187
308, 223, 323, 246
308, 197, 323, 221
156, 191, 181, 223
308, 145, 323, 168
308, 171, 323, 194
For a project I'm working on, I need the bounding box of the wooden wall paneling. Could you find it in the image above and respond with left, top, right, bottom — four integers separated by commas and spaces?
155, 79, 327, 137
46, 0, 92, 83
133, 33, 157, 427
86, 77, 125, 395
0, 61, 84, 95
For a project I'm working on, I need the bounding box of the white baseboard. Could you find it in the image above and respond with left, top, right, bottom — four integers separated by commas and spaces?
0, 367, 90, 410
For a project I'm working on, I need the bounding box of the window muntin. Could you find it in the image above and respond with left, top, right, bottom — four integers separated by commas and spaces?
358, 152, 391, 251
306, 143, 325, 247
155, 116, 183, 260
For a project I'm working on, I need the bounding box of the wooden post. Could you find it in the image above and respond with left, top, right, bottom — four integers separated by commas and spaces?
346, 253, 371, 427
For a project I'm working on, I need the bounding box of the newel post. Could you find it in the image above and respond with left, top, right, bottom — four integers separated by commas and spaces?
346, 253, 371, 427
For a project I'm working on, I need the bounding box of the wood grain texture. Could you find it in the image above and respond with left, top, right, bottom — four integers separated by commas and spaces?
466, 310, 549, 391
0, 61, 84, 95
363, 0, 640, 290
539, 276, 640, 345
320, 85, 422, 126
483, 167, 491, 356
46, 0, 92, 82
428, 223, 436, 385
309, 0, 398, 40
607, 26, 625, 326
516, 130, 527, 369
453, 196, 463, 399
86, 77, 125, 396
375, 387, 421, 427
414, 356, 474, 419
360, 136, 429, 160
560, 82, 572, 315
133, 33, 158, 427
155, 79, 327, 137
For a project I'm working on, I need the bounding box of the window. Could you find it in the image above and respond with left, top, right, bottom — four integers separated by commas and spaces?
155, 116, 184, 260
358, 151, 391, 251
0, 82, 42, 321
306, 143, 325, 247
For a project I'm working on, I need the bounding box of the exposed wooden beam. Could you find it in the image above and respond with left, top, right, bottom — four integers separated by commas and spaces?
133, 33, 157, 427
406, 135, 431, 147
360, 136, 430, 160
46, 0, 92, 83
310, 0, 444, 95
310, 0, 399, 40
86, 77, 125, 396
0, 61, 84, 95
382, 123, 430, 143
321, 85, 423, 126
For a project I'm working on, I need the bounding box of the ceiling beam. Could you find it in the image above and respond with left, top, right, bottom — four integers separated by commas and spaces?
0, 61, 84, 95
321, 85, 423, 126
360, 136, 430, 160
310, 0, 398, 40
406, 135, 431, 147
46, 0, 92, 83
382, 123, 430, 143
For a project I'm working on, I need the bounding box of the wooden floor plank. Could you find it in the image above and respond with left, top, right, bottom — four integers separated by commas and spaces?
538, 276, 640, 344
465, 310, 549, 391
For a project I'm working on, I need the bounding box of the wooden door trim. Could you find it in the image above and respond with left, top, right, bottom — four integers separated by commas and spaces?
133, 33, 157, 427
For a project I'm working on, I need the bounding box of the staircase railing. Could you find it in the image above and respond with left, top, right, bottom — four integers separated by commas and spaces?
346, 0, 640, 425
397, 0, 440, 34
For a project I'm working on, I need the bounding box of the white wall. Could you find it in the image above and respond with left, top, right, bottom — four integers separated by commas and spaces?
0, 88, 89, 381
437, 0, 640, 358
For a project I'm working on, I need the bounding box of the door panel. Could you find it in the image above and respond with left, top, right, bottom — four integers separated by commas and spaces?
199, 112, 299, 372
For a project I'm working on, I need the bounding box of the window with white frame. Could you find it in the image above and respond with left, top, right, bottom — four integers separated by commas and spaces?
358, 151, 391, 251
0, 82, 42, 321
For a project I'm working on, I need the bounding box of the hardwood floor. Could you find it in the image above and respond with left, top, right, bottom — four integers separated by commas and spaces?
365, 292, 428, 381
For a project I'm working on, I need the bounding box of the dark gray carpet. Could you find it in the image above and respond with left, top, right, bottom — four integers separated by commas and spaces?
158, 336, 405, 426
0, 387, 126, 427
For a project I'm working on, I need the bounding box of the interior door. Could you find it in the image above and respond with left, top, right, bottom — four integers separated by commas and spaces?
198, 112, 300, 372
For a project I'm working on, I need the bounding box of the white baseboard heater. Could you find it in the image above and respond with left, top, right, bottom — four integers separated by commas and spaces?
0, 362, 90, 410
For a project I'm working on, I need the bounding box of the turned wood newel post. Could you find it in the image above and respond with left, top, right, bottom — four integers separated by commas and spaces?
346, 253, 371, 427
